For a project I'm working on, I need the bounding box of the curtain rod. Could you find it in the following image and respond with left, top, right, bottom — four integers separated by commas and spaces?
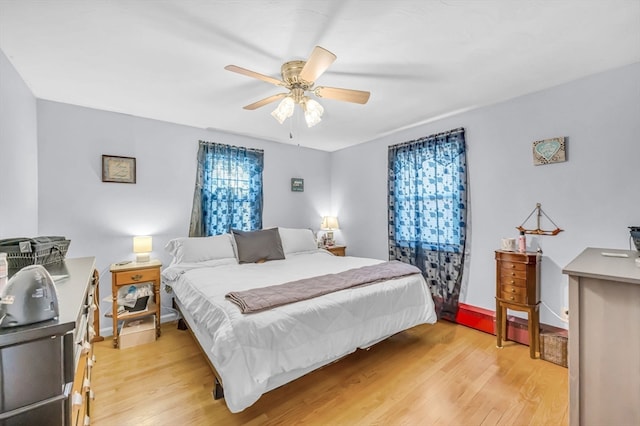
389, 127, 465, 149
198, 140, 264, 153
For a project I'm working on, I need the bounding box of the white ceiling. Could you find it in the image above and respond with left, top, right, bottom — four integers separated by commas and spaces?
1, 1, 638, 152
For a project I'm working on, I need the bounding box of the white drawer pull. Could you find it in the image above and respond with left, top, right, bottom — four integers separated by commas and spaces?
72, 391, 83, 406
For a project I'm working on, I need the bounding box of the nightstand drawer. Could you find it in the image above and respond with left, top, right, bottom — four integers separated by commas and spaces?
500, 274, 528, 287
501, 260, 526, 271
500, 268, 527, 281
500, 291, 527, 304
498, 252, 532, 263
501, 284, 526, 296
114, 268, 159, 285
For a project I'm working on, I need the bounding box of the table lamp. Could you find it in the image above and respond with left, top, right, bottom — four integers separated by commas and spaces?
320, 216, 339, 246
133, 236, 152, 263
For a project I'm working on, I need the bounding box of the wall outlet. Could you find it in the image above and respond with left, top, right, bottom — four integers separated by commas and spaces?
561, 306, 569, 321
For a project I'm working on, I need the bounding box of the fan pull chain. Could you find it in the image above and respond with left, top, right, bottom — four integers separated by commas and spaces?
289, 107, 296, 139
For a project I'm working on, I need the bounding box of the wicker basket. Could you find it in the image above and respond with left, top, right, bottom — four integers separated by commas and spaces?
540, 332, 568, 368
0, 237, 70, 269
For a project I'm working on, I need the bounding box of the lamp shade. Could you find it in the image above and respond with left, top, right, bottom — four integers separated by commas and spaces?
133, 236, 152, 262
271, 97, 295, 124
304, 98, 324, 128
320, 216, 339, 230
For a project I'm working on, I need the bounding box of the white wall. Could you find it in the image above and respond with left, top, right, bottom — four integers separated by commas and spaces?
331, 63, 640, 328
36, 100, 331, 333
4, 40, 638, 333
0, 50, 38, 237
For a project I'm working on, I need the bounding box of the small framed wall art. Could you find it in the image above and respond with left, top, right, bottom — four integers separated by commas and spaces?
291, 178, 304, 192
102, 155, 136, 183
532, 137, 566, 166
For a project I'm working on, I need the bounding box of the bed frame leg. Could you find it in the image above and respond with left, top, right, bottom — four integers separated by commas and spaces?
172, 298, 189, 330
213, 378, 224, 400
177, 318, 188, 330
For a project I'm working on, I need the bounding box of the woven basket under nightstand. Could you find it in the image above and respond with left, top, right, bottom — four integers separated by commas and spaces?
540, 332, 568, 367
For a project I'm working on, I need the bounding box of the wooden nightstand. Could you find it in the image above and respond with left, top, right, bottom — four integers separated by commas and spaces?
109, 260, 162, 348
495, 250, 540, 358
325, 245, 346, 256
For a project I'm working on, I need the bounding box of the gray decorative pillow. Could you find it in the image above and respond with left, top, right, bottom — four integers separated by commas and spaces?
232, 228, 285, 264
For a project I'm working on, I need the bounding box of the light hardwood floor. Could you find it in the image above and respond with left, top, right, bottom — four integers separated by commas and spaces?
92, 321, 568, 425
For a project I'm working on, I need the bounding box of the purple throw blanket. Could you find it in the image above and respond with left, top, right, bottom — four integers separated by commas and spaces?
225, 260, 422, 314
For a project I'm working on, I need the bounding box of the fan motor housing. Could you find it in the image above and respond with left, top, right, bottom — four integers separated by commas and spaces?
281, 60, 312, 89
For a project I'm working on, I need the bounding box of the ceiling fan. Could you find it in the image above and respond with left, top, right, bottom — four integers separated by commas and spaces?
224, 46, 370, 127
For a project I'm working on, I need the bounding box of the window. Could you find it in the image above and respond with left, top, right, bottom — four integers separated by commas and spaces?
189, 141, 263, 236
388, 128, 468, 320
389, 129, 466, 253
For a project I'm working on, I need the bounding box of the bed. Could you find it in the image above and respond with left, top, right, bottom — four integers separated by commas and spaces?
161, 227, 437, 413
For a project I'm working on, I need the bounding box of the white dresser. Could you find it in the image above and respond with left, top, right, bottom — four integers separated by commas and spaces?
563, 248, 640, 426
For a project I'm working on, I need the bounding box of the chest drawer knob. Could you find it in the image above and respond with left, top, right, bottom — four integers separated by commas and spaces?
510, 296, 515, 300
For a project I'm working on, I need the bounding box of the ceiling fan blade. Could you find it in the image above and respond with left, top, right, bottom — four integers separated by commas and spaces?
298, 46, 337, 83
314, 86, 371, 104
243, 93, 288, 110
224, 65, 284, 86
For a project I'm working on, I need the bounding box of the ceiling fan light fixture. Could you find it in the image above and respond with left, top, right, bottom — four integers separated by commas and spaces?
304, 98, 324, 128
227, 46, 369, 128
271, 96, 295, 124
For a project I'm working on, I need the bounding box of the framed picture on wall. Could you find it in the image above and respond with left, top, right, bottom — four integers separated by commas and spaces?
102, 155, 136, 183
291, 178, 304, 192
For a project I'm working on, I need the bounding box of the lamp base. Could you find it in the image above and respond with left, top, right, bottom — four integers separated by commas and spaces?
136, 253, 150, 263
324, 231, 334, 246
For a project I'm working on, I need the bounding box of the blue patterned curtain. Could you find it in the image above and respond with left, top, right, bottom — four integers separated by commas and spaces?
388, 128, 467, 320
189, 141, 263, 236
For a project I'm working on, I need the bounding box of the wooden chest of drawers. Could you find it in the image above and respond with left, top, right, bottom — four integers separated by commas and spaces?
495, 250, 540, 358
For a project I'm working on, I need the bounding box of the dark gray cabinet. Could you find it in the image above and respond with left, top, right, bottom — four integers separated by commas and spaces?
0, 257, 97, 426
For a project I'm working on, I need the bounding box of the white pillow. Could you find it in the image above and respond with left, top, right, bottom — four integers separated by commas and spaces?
278, 228, 318, 255
165, 234, 236, 264
161, 258, 237, 281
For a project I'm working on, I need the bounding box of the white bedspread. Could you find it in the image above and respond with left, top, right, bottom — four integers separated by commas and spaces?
162, 251, 437, 413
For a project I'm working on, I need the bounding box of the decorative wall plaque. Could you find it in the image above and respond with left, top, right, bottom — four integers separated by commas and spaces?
532, 137, 566, 165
